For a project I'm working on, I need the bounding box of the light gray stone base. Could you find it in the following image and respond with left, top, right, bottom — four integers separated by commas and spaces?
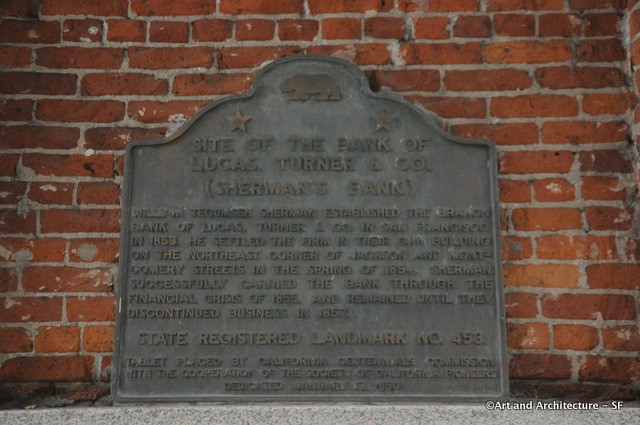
1, 404, 638, 425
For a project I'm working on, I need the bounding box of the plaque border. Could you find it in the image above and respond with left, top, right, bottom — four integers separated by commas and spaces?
112, 55, 509, 403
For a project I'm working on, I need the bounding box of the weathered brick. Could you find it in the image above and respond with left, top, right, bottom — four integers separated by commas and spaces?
322, 18, 361, 40
42, 0, 127, 16
486, 41, 571, 63
512, 208, 582, 231
491, 95, 579, 118
532, 178, 575, 202
536, 66, 625, 89
505, 293, 538, 318
0, 155, 20, 177
579, 150, 633, 173
192, 19, 233, 42
499, 180, 531, 203
584, 13, 619, 36
106, 19, 146, 42
36, 99, 124, 123
539, 13, 582, 36
0, 99, 32, 121
149, 21, 189, 43
542, 294, 636, 320
128, 47, 214, 69
0, 356, 93, 382
128, 100, 208, 124
0, 328, 32, 353
401, 43, 483, 65
77, 182, 120, 205
603, 326, 640, 351
69, 239, 119, 263
0, 20, 59, 44
0, 269, 19, 292
0, 46, 31, 67
219, 46, 303, 69
0, 72, 77, 95
582, 93, 635, 116
453, 15, 491, 38
489, 0, 564, 10
510, 354, 572, 380
82, 73, 168, 96
0, 210, 36, 234
0, 238, 66, 262
236, 19, 275, 41
579, 357, 640, 384
586, 206, 633, 231
84, 127, 167, 150
0, 296, 63, 322
63, 19, 103, 42
23, 266, 114, 293
508, 323, 550, 349
569, 0, 625, 9
365, 17, 405, 39
35, 326, 80, 353
543, 121, 628, 145
36, 47, 123, 69
368, 70, 440, 92
451, 123, 538, 146
554, 325, 599, 350
0, 182, 26, 205
587, 264, 640, 290
40, 209, 120, 234
500, 151, 574, 174
502, 236, 533, 260
307, 0, 390, 13
409, 96, 486, 119
173, 73, 253, 96
445, 69, 531, 91
307, 44, 390, 65
503, 264, 580, 288
0, 0, 38, 18
494, 14, 535, 36
537, 235, 617, 260
83, 326, 115, 352
67, 296, 116, 322
131, 0, 215, 16
581, 176, 626, 201
0, 126, 79, 150
29, 182, 74, 205
577, 39, 625, 62
279, 19, 319, 41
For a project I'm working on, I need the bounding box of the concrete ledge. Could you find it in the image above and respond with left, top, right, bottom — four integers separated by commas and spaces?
1, 404, 638, 425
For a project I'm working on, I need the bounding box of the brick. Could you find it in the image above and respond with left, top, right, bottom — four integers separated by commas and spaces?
507, 323, 550, 349
445, 69, 531, 91
553, 325, 599, 350
0, 20, 59, 44
401, 0, 479, 11
489, 0, 564, 10
35, 326, 80, 353
542, 294, 636, 320
491, 95, 578, 118
219, 46, 303, 69
494, 14, 535, 36
0, 72, 76, 96
499, 180, 531, 203
503, 264, 580, 288
69, 239, 119, 263
128, 100, 208, 124
368, 70, 440, 92
29, 182, 74, 205
279, 19, 319, 41
536, 66, 625, 89
500, 151, 574, 174
149, 21, 189, 43
543, 121, 628, 146
577, 39, 625, 62
77, 182, 120, 205
128, 47, 214, 69
0, 356, 93, 382
569, 0, 625, 9
82, 73, 168, 96
63, 19, 103, 42
579, 150, 633, 173
512, 208, 582, 231
0, 0, 38, 18
0, 238, 66, 262
84, 127, 166, 150
0, 155, 19, 177
0, 99, 32, 121
409, 96, 486, 119
23, 266, 114, 293
453, 16, 491, 38
0, 210, 36, 234
451, 123, 538, 146
502, 236, 533, 260
0, 296, 63, 322
412, 17, 449, 40
307, 0, 390, 13
579, 357, 640, 384
537, 235, 617, 260
533, 178, 575, 202
100, 356, 112, 382
40, 209, 120, 233
131, 0, 215, 15
586, 206, 632, 231
626, 239, 640, 260
631, 39, 640, 67
401, 43, 483, 65
0, 126, 79, 150
603, 326, 640, 351
192, 19, 233, 42
83, 326, 115, 352
630, 7, 640, 35
581, 176, 626, 201
37, 47, 123, 69
584, 13, 619, 36
510, 354, 572, 380
583, 93, 635, 116
0, 182, 26, 205
36, 100, 124, 123
236, 19, 275, 41
66, 384, 110, 401
587, 264, 640, 290
67, 296, 116, 322
106, 19, 146, 42
0, 328, 32, 353
0, 269, 19, 292
505, 292, 537, 319
539, 13, 582, 36
0, 46, 31, 67
365, 17, 405, 39
486, 41, 571, 63
307, 44, 390, 65
42, 0, 127, 16
173, 73, 253, 96
322, 18, 361, 40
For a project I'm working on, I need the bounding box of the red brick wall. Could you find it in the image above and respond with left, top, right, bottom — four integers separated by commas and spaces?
1, 0, 638, 401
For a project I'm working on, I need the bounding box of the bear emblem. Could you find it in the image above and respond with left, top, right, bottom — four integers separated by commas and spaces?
282, 74, 342, 101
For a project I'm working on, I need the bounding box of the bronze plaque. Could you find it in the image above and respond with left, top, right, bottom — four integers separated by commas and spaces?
113, 56, 508, 402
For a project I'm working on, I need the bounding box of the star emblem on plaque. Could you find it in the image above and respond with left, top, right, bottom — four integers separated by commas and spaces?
373, 111, 393, 132
226, 110, 251, 132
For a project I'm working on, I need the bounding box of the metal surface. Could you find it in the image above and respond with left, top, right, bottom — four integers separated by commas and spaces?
113, 56, 508, 402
